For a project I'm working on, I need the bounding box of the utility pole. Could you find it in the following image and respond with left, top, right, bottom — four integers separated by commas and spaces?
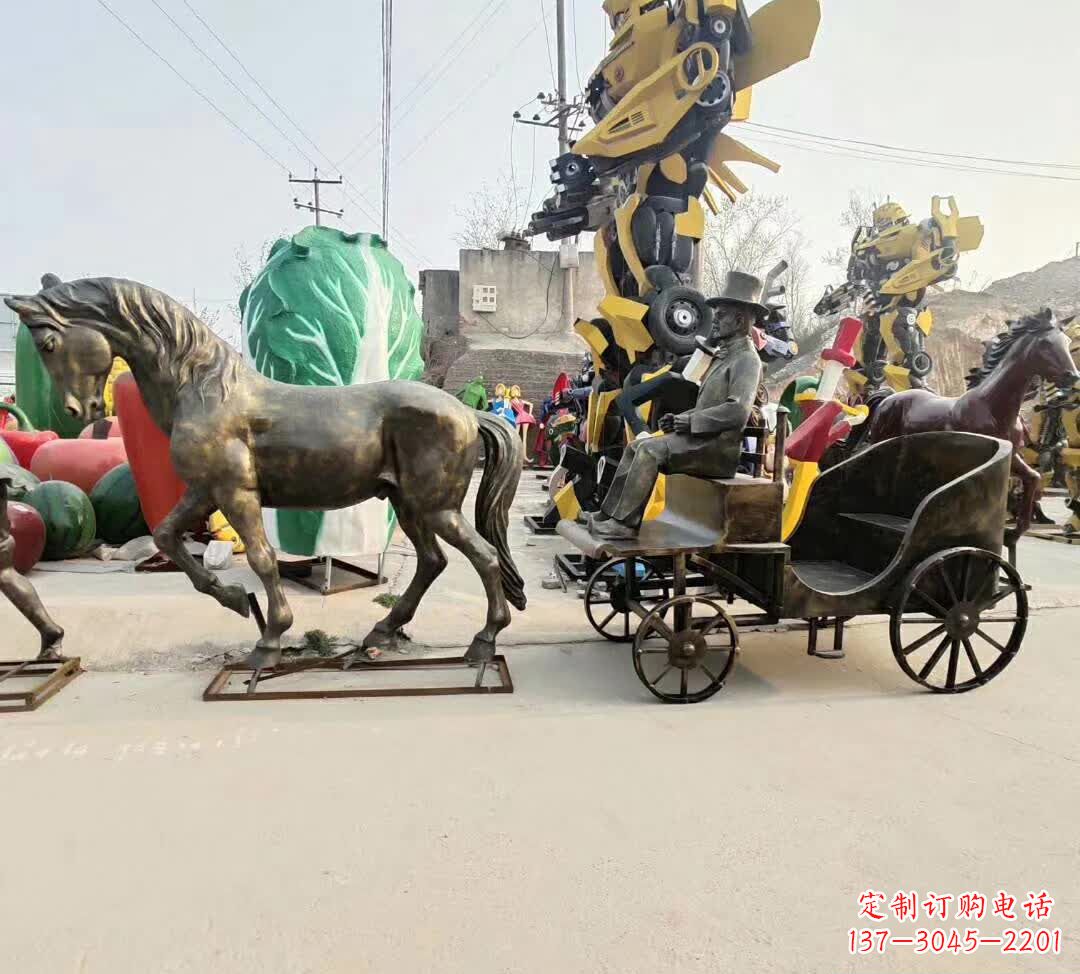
555, 0, 576, 330
381, 0, 393, 241
290, 167, 343, 226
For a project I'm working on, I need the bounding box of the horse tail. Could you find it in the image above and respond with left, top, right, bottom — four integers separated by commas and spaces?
474, 410, 527, 611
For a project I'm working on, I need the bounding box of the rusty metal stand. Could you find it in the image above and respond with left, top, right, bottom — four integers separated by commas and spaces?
0, 657, 83, 714
280, 556, 385, 596
203, 653, 513, 702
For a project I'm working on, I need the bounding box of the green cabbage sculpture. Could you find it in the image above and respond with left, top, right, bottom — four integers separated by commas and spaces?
239, 226, 425, 557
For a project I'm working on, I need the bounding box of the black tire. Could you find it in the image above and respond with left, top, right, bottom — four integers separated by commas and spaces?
633, 595, 738, 704
646, 286, 714, 356
910, 349, 933, 378
584, 557, 670, 643
890, 547, 1027, 693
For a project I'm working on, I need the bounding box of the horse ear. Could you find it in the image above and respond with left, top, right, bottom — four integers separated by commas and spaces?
1060, 314, 1076, 328
40, 273, 63, 290
3, 294, 41, 320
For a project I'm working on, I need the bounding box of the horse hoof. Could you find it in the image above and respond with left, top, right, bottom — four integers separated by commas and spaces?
246, 644, 281, 671
219, 584, 251, 618
465, 637, 496, 664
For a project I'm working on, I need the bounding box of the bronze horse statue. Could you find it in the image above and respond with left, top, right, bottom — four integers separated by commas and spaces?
866, 308, 1080, 532
5, 277, 527, 671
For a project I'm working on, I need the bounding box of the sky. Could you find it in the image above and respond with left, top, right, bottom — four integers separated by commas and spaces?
3, 0, 1080, 325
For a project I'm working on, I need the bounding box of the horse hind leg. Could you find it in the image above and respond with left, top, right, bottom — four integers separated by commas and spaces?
428, 509, 510, 664
362, 510, 447, 654
214, 487, 294, 669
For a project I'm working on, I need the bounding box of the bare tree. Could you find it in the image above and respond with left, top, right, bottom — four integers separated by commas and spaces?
702, 192, 815, 341
822, 188, 885, 268
454, 176, 522, 250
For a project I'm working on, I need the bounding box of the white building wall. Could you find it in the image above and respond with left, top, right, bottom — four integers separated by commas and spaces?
0, 296, 17, 393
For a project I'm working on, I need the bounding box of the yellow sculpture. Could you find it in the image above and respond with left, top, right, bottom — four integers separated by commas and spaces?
816, 197, 985, 393
527, 0, 820, 525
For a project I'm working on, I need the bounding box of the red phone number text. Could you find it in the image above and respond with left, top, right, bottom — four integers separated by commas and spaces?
848, 928, 1063, 956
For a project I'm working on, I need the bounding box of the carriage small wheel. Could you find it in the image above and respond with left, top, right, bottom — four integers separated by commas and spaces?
890, 547, 1028, 694
584, 557, 670, 643
633, 595, 738, 704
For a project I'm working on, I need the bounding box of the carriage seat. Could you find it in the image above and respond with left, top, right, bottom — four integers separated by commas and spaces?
651, 473, 783, 547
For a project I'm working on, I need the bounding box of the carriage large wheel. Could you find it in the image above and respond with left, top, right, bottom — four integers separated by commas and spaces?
890, 547, 1027, 694
584, 558, 670, 643
633, 595, 738, 704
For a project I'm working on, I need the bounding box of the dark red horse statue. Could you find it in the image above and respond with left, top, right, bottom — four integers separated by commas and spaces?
867, 308, 1080, 532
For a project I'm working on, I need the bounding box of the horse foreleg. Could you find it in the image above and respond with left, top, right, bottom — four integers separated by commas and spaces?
1011, 453, 1040, 535
429, 510, 510, 664
363, 510, 447, 654
0, 539, 65, 658
154, 491, 251, 619
214, 488, 293, 669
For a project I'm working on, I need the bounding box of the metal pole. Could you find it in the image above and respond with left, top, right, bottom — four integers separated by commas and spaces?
382, 0, 393, 241
555, 0, 575, 330
313, 167, 321, 227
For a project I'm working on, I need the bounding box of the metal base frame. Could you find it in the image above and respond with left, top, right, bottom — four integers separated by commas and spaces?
1026, 525, 1080, 546
0, 657, 83, 714
203, 654, 514, 702
523, 514, 558, 536
280, 556, 385, 595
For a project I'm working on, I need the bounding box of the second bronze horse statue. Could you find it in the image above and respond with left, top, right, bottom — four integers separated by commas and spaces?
5, 277, 527, 670
866, 308, 1080, 532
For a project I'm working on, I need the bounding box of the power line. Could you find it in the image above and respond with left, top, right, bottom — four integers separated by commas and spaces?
335, 0, 508, 172
95, 0, 288, 172
148, 0, 317, 168
391, 20, 544, 172
178, 0, 328, 164
737, 126, 1080, 184
742, 121, 1080, 174
539, 0, 559, 91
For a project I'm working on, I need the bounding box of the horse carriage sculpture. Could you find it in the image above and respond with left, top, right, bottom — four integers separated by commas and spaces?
558, 428, 1028, 703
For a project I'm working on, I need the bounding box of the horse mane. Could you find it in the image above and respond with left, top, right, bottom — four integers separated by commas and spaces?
965, 310, 1056, 389
25, 278, 240, 402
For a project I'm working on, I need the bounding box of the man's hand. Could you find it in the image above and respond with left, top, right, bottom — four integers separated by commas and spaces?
659, 413, 691, 435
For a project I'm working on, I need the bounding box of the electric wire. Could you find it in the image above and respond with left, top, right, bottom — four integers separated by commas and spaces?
335, 0, 508, 171
147, 0, 318, 169
737, 128, 1080, 184
95, 0, 288, 172
741, 121, 1080, 175
179, 0, 328, 163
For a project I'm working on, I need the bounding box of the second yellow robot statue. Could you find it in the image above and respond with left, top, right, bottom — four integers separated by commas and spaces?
815, 197, 985, 393
528, 0, 821, 522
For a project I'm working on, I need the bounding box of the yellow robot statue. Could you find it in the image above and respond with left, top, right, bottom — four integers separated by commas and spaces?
815, 197, 985, 393
526, 0, 820, 525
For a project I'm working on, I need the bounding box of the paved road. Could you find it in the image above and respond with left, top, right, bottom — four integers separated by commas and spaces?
3, 605, 1078, 973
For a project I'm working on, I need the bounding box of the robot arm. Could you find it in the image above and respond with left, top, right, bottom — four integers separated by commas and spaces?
879, 197, 984, 297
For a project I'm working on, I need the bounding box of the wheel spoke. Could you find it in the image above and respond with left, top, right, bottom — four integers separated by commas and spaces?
599, 609, 617, 630
902, 623, 947, 656
984, 584, 1019, 609
918, 636, 951, 680
962, 638, 984, 682
974, 627, 1008, 655
680, 669, 689, 698
623, 611, 630, 639
938, 562, 960, 605
960, 554, 973, 601
945, 640, 960, 690
700, 613, 723, 637
979, 616, 1021, 624
701, 664, 720, 683
646, 616, 676, 643
649, 665, 673, 688
914, 588, 950, 619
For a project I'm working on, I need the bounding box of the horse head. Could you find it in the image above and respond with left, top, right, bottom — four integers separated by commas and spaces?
4, 275, 116, 423
1026, 308, 1080, 392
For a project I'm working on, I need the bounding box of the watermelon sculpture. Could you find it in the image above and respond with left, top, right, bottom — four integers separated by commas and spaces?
15, 323, 85, 438
0, 463, 41, 501
90, 463, 149, 545
30, 438, 127, 495
0, 438, 15, 468
7, 500, 47, 573
240, 226, 425, 557
24, 481, 97, 560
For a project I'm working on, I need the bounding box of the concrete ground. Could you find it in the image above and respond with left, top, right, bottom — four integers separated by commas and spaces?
2, 476, 1079, 973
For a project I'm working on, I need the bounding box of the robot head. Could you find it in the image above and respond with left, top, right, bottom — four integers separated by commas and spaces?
603, 0, 632, 31
873, 202, 909, 231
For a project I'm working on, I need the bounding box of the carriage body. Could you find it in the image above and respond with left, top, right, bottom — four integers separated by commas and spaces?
558, 431, 1026, 702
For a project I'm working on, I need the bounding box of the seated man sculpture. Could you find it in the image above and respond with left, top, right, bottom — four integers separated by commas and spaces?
590, 271, 767, 539
1, 477, 65, 659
